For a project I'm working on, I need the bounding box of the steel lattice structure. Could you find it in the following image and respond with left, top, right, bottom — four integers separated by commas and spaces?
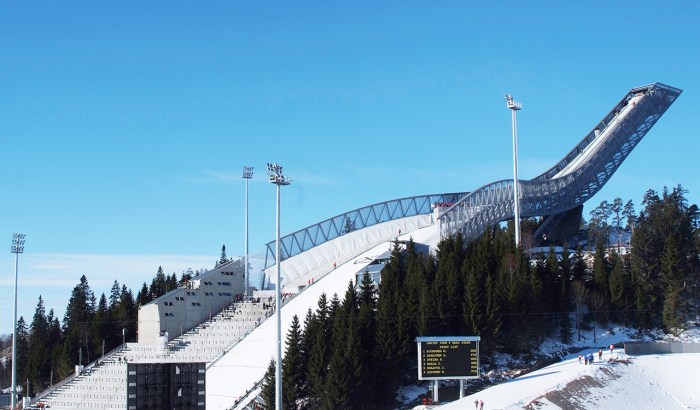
263, 192, 468, 269
439, 82, 682, 243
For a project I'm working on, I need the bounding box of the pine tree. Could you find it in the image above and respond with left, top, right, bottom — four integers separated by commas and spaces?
167, 273, 178, 293
46, 310, 66, 381
572, 246, 588, 282
92, 294, 110, 355
26, 296, 50, 393
661, 234, 684, 332
373, 259, 401, 404
116, 286, 137, 343
109, 280, 121, 311
299, 309, 315, 399
526, 260, 546, 346
282, 315, 304, 410
324, 284, 358, 410
136, 282, 149, 307
218, 244, 228, 266
149, 266, 167, 299
15, 317, 29, 387
593, 239, 609, 295
62, 275, 96, 368
558, 246, 573, 345
306, 294, 330, 406
261, 359, 276, 409
463, 259, 483, 336
496, 252, 526, 353
609, 253, 627, 324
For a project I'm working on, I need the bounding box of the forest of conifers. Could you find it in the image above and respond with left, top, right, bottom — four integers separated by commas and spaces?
2, 185, 698, 406
260, 185, 699, 409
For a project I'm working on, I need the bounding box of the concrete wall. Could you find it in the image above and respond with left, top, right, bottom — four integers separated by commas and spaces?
624, 342, 700, 355
137, 259, 246, 345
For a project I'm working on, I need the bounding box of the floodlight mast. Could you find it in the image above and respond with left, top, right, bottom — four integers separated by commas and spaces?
267, 162, 291, 410
505, 94, 523, 247
11, 233, 26, 410
242, 166, 254, 299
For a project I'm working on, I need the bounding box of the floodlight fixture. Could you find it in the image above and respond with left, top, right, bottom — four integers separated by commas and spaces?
11, 233, 25, 254
268, 162, 291, 410
267, 162, 291, 186
505, 94, 523, 246
505, 94, 522, 111
242, 166, 253, 298
11, 233, 26, 409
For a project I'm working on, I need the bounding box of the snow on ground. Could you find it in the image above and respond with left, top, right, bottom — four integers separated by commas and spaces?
426, 326, 700, 410
204, 212, 700, 410
207, 223, 440, 409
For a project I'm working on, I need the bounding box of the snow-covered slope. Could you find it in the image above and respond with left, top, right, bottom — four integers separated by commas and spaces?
436, 327, 700, 410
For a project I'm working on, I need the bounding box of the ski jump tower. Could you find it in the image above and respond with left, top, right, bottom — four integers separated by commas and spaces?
439, 82, 682, 245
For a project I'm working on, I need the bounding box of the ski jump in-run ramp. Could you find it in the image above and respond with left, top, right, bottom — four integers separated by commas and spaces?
208, 82, 681, 409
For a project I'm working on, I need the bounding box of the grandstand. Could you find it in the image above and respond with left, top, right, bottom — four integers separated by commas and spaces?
31, 83, 681, 410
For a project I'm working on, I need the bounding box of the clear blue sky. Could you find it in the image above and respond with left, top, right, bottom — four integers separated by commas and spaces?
1, 1, 698, 334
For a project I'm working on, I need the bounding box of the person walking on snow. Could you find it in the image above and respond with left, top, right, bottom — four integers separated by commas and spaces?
610, 343, 614, 354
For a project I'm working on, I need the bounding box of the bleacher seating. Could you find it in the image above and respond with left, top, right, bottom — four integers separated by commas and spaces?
34, 300, 273, 409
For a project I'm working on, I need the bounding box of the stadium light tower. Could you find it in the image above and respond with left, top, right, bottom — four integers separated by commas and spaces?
11, 233, 26, 410
267, 162, 291, 410
505, 94, 523, 247
242, 166, 254, 299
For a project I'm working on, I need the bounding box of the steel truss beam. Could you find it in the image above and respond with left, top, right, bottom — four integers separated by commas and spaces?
263, 192, 468, 269
439, 83, 682, 244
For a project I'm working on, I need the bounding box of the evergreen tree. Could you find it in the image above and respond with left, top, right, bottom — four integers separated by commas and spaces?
109, 280, 121, 311
46, 310, 66, 381
593, 239, 609, 295
306, 294, 330, 406
149, 266, 167, 299
167, 273, 178, 293
373, 250, 402, 404
328, 293, 341, 318
218, 244, 228, 266
136, 282, 149, 307
527, 258, 547, 346
592, 239, 609, 325
62, 275, 96, 369
572, 246, 588, 282
354, 294, 376, 409
482, 273, 501, 356
282, 315, 304, 410
622, 199, 636, 232
324, 283, 360, 410
26, 296, 50, 393
661, 234, 684, 332
116, 286, 137, 343
261, 359, 276, 410
92, 294, 110, 355
299, 309, 315, 399
15, 317, 29, 387
463, 261, 483, 335
402, 239, 423, 343
609, 253, 628, 324
496, 252, 526, 352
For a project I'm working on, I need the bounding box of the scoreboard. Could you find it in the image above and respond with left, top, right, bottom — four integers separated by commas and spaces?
416, 336, 480, 380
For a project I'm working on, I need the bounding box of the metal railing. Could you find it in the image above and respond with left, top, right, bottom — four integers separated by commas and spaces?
263, 192, 468, 269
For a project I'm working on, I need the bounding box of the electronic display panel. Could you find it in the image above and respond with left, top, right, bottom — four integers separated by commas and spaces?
416, 336, 480, 380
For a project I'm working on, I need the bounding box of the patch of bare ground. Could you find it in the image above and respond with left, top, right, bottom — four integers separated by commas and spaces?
525, 359, 631, 409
